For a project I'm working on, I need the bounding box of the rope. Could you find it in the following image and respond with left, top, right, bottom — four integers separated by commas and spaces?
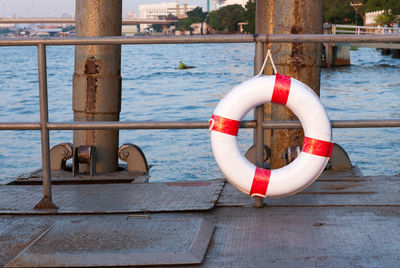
256, 49, 277, 77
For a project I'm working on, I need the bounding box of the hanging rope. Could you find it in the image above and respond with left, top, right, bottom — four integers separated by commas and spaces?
256, 49, 277, 77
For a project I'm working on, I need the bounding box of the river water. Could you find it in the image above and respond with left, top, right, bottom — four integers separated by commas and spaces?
0, 44, 399, 182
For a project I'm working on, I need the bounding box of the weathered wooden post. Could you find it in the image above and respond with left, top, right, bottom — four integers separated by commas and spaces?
259, 0, 323, 168
73, 0, 122, 173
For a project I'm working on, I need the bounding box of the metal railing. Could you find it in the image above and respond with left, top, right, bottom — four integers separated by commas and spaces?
332, 24, 400, 35
1, 34, 400, 46
1, 33, 400, 208
0, 17, 178, 25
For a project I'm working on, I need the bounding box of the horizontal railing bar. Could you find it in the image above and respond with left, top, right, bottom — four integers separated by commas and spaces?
263, 120, 400, 129
0, 34, 400, 47
332, 120, 400, 128
0, 122, 41, 130
0, 18, 177, 25
333, 24, 397, 30
1, 119, 400, 131
47, 121, 254, 130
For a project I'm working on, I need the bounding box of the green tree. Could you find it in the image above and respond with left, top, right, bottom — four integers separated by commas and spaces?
243, 0, 255, 34
187, 7, 208, 22
186, 7, 208, 34
151, 24, 163, 33
206, 10, 224, 31
183, 17, 197, 33
177, 6, 208, 34
206, 4, 245, 33
324, 0, 364, 24
365, 0, 384, 12
324, 0, 400, 25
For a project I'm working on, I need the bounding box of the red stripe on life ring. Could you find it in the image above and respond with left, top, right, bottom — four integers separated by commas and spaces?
210, 114, 240, 136
271, 73, 291, 105
302, 137, 333, 157
250, 167, 271, 197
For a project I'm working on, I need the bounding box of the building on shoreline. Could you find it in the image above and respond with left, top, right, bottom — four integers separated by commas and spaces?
365, 10, 385, 26
138, 2, 196, 19
215, 0, 247, 8
138, 1, 196, 32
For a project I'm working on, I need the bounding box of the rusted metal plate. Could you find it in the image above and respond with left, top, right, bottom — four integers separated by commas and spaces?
0, 180, 224, 214
5, 218, 214, 267
217, 175, 400, 207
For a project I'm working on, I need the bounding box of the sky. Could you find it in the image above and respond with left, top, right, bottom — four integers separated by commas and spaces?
0, 0, 207, 18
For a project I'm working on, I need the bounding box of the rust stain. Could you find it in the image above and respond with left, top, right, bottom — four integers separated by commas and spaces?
333, 58, 350, 66
84, 57, 99, 114
290, 0, 305, 73
271, 0, 309, 168
84, 57, 99, 145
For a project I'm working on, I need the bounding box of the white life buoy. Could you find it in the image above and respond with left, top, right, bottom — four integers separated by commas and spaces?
210, 74, 333, 198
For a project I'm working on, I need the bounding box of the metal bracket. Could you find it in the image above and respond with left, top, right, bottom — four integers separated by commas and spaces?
73, 145, 96, 176
245, 144, 270, 168
329, 143, 352, 171
50, 143, 73, 170
281, 143, 352, 171
118, 143, 148, 174
33, 196, 58, 210
284, 146, 302, 165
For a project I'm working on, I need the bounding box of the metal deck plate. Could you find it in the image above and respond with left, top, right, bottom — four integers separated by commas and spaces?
5, 218, 214, 267
0, 180, 224, 214
218, 176, 400, 207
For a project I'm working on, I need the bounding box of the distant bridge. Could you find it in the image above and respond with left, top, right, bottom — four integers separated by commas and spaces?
0, 17, 178, 25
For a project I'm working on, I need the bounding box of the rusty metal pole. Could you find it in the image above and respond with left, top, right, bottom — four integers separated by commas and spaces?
73, 0, 122, 173
263, 0, 323, 168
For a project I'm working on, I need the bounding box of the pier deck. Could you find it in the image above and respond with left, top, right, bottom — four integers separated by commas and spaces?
1, 171, 399, 267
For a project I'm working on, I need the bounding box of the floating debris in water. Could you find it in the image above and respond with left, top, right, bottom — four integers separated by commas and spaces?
176, 61, 195, 70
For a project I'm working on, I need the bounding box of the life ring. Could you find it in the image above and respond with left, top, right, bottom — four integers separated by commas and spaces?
209, 74, 333, 198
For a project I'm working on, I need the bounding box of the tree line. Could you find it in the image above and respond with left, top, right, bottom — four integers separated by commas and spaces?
152, 1, 255, 34
152, 0, 399, 34
324, 0, 399, 25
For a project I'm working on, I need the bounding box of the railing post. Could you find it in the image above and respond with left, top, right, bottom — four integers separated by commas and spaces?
253, 40, 265, 208
253, 0, 272, 208
34, 44, 57, 210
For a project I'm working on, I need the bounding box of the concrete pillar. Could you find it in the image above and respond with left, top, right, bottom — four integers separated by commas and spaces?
260, 0, 323, 168
73, 0, 122, 173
